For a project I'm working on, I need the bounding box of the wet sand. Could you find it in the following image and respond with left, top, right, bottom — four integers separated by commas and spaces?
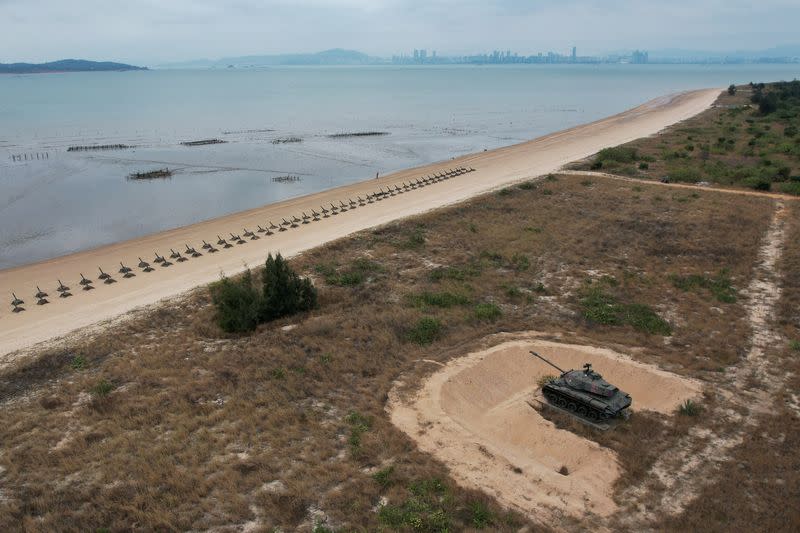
0, 88, 720, 360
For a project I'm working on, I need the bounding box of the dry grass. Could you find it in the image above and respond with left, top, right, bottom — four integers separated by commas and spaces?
0, 172, 779, 531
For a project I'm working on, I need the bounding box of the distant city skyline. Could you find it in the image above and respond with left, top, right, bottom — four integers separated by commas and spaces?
2, 0, 800, 65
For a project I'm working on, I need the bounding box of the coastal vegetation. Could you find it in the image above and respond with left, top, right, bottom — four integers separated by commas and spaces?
0, 169, 786, 530
211, 253, 317, 333
576, 80, 800, 194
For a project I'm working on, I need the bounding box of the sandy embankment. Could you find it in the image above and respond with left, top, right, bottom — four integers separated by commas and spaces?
0, 89, 719, 359
389, 338, 702, 519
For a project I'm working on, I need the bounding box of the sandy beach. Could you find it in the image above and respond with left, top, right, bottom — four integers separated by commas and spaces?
0, 88, 719, 360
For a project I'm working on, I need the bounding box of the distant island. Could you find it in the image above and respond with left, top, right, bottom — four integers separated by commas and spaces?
0, 59, 147, 74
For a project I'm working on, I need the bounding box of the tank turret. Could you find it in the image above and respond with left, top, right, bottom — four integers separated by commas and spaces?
530, 351, 632, 421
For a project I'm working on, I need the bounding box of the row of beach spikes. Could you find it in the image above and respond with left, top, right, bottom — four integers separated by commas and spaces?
8, 167, 476, 313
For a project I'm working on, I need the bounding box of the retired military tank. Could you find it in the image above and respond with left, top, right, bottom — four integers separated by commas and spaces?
530, 351, 632, 421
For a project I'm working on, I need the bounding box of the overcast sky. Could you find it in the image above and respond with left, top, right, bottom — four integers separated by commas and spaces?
2, 0, 799, 65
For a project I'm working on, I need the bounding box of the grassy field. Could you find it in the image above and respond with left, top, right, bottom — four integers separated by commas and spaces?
571, 81, 800, 195
2, 82, 799, 531
0, 169, 783, 531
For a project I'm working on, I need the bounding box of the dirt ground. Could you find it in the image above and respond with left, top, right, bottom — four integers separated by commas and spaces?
390, 336, 701, 520
0, 170, 793, 531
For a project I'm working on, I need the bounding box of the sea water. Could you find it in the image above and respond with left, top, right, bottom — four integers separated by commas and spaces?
1, 64, 798, 268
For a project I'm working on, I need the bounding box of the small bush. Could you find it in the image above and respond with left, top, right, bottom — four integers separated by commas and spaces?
790, 340, 800, 351
510, 253, 530, 271
320, 257, 382, 286
779, 181, 800, 195
622, 303, 672, 336
345, 411, 373, 454
638, 162, 649, 170
408, 291, 470, 309
678, 399, 702, 416
260, 253, 318, 321
90, 379, 114, 397
518, 181, 535, 190
429, 264, 481, 282
70, 355, 87, 370
742, 176, 771, 191
580, 286, 671, 335
406, 317, 443, 345
469, 501, 494, 528
668, 167, 702, 183
379, 478, 451, 532
401, 227, 427, 249
373, 466, 395, 488
671, 270, 737, 303
212, 254, 317, 333
211, 270, 261, 333
473, 303, 502, 321
597, 146, 638, 163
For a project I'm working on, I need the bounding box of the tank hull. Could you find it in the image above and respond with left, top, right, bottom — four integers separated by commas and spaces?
542, 382, 631, 421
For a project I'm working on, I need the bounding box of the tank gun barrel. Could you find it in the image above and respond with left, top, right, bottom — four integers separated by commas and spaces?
529, 351, 567, 375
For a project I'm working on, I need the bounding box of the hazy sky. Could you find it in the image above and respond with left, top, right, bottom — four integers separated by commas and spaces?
2, 0, 799, 64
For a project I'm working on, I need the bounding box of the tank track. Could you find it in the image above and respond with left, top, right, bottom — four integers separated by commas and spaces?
542, 388, 611, 422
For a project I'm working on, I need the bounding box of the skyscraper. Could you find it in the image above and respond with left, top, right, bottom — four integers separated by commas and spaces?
572, 46, 577, 61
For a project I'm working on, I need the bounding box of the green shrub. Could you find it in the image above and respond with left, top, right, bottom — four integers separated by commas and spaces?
407, 317, 443, 345
596, 146, 638, 163
790, 340, 800, 351
622, 304, 672, 336
668, 167, 702, 183
779, 181, 800, 195
469, 501, 494, 528
678, 399, 702, 416
580, 286, 671, 335
70, 355, 87, 371
473, 303, 502, 321
638, 162, 649, 170
260, 253, 318, 321
345, 411, 372, 455
211, 270, 261, 333
373, 466, 395, 489
212, 254, 317, 333
90, 379, 114, 397
518, 181, 536, 190
671, 270, 737, 303
401, 227, 427, 249
510, 253, 530, 271
429, 264, 481, 282
409, 291, 470, 309
742, 176, 772, 191
320, 257, 383, 286
379, 478, 451, 532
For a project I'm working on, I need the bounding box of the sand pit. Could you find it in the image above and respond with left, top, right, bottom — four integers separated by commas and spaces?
389, 338, 702, 520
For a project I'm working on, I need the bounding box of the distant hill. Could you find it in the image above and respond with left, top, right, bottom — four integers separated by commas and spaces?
159, 49, 382, 69
647, 44, 800, 60
0, 59, 147, 74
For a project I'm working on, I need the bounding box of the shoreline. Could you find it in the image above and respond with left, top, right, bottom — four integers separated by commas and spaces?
0, 88, 720, 359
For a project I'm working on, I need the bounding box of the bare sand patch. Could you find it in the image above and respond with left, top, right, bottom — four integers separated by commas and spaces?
389, 337, 701, 520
